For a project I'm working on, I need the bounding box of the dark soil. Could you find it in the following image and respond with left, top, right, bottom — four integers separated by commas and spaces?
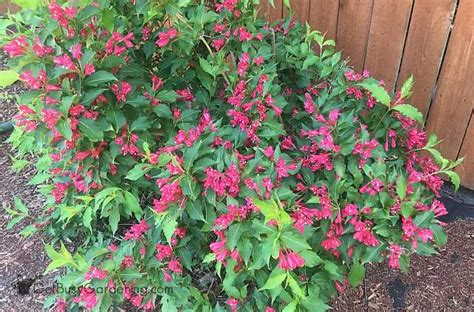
332, 220, 474, 311
0, 51, 473, 311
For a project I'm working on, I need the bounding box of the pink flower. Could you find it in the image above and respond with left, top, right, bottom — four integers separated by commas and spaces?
278, 250, 305, 270
32, 37, 54, 57
416, 228, 433, 243
156, 244, 173, 261
342, 204, 359, 217
226, 297, 239, 312
85, 266, 108, 280
124, 220, 149, 240
156, 28, 177, 47
130, 295, 142, 307
41, 109, 61, 129
76, 287, 97, 310
3, 36, 29, 57
70, 43, 82, 59
388, 243, 402, 269
151, 75, 164, 91
168, 258, 182, 273
84, 64, 95, 76
54, 54, 77, 71
143, 299, 155, 310
111, 81, 133, 102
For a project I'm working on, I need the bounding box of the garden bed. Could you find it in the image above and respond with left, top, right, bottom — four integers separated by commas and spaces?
1, 49, 473, 311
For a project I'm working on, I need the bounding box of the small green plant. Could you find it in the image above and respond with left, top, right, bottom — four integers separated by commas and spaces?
2, 0, 461, 311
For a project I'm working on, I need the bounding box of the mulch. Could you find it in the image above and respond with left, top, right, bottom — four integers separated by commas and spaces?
0, 51, 472, 311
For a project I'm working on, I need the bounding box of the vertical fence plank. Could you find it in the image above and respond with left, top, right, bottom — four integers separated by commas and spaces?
293, 0, 310, 22
456, 112, 474, 189
364, 0, 413, 91
336, 0, 374, 71
426, 0, 474, 160
268, 0, 283, 21
308, 0, 339, 40
396, 0, 456, 116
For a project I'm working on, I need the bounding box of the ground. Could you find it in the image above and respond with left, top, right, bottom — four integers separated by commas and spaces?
0, 52, 473, 311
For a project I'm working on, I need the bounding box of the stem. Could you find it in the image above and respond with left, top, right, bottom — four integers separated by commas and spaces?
199, 35, 231, 86
374, 109, 391, 133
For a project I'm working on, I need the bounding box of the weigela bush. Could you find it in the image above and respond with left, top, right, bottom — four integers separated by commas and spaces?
2, 0, 462, 311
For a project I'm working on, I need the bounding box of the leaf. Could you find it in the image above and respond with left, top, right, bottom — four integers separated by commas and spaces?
123, 191, 142, 218
392, 104, 423, 123
360, 82, 391, 106
226, 223, 242, 250
131, 116, 154, 131
163, 215, 178, 244
84, 70, 117, 86
259, 272, 286, 290
79, 119, 104, 141
413, 210, 434, 227
396, 174, 407, 200
13, 196, 28, 214
83, 207, 93, 232
125, 163, 151, 180
106, 109, 127, 131
401, 75, 414, 99
323, 261, 340, 277
157, 90, 178, 102
348, 263, 365, 287
199, 57, 216, 78
431, 224, 447, 246
445, 171, 461, 191
280, 231, 311, 252
282, 300, 298, 312
0, 70, 19, 87
153, 104, 173, 119
109, 208, 120, 234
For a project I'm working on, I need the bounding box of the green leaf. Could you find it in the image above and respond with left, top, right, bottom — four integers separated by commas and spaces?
0, 70, 19, 87
226, 223, 242, 250
392, 104, 423, 123
84, 70, 117, 86
445, 171, 460, 191
123, 192, 142, 218
83, 207, 93, 232
153, 104, 173, 119
79, 119, 104, 141
125, 163, 151, 180
396, 174, 407, 200
199, 57, 216, 78
163, 215, 178, 244
282, 300, 298, 312
13, 196, 28, 214
360, 82, 391, 106
401, 75, 414, 99
259, 272, 286, 290
157, 90, 178, 102
431, 224, 447, 246
131, 116, 154, 131
280, 231, 311, 252
109, 208, 120, 234
348, 263, 365, 287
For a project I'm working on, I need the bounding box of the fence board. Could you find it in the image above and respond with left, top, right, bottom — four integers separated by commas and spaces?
268, 0, 283, 21
396, 0, 455, 116
336, 0, 374, 71
308, 0, 339, 40
426, 0, 474, 161
456, 112, 474, 189
364, 0, 413, 91
293, 0, 310, 21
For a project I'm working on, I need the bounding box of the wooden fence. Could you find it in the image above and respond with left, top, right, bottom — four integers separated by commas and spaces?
1, 0, 473, 188
261, 0, 474, 189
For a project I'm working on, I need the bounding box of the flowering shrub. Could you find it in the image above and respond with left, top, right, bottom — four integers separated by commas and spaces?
2, 0, 462, 311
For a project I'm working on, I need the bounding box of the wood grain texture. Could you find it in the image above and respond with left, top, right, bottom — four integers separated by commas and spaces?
293, 0, 310, 21
268, 0, 284, 21
336, 0, 374, 71
396, 0, 456, 116
308, 0, 340, 40
426, 0, 474, 160
456, 112, 474, 189
364, 0, 414, 91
